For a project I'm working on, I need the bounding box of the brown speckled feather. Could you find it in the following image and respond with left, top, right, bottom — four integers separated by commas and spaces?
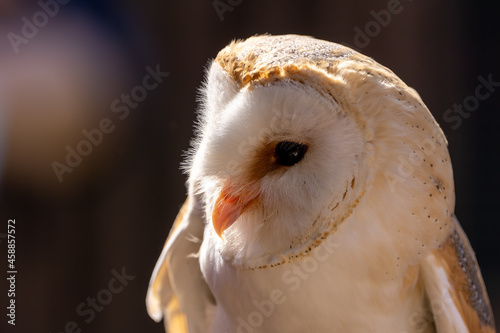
421, 218, 495, 332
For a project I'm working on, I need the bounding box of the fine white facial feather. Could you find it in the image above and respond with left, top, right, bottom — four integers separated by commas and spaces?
190, 63, 367, 269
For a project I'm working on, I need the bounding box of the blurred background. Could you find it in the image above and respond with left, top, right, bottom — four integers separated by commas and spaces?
0, 0, 498, 331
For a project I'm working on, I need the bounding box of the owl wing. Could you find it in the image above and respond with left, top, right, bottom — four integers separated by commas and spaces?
420, 217, 496, 333
146, 198, 214, 333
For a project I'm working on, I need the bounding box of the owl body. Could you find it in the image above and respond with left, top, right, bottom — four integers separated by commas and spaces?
147, 35, 495, 333
201, 211, 433, 333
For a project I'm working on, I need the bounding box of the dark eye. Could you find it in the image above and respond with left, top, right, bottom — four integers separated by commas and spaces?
274, 141, 309, 166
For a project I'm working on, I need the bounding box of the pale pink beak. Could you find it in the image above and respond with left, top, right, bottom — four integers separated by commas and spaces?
212, 187, 257, 238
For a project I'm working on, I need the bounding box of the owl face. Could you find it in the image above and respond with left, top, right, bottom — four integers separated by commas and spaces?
184, 34, 454, 271
189, 63, 368, 269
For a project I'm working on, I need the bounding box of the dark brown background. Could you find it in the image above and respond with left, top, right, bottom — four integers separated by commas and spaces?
0, 0, 498, 332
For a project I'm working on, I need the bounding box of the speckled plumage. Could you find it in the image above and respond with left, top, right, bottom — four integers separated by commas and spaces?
146, 35, 495, 333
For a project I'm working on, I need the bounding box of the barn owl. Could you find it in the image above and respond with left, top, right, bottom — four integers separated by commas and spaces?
146, 35, 495, 333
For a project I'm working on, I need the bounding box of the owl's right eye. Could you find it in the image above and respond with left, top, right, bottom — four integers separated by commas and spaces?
274, 141, 308, 166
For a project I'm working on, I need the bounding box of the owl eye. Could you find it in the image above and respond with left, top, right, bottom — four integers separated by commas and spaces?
274, 141, 308, 166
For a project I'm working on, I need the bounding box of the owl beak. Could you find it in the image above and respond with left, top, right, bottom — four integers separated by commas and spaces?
212, 187, 257, 239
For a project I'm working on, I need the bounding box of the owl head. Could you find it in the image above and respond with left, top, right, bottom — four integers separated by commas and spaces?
186, 35, 454, 269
